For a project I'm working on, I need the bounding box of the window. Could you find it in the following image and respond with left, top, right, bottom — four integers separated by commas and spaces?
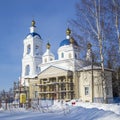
27, 44, 31, 54
61, 52, 64, 58
25, 65, 30, 76
85, 87, 89, 95
75, 53, 77, 59
35, 45, 39, 55
44, 58, 47, 63
50, 58, 53, 61
36, 66, 40, 73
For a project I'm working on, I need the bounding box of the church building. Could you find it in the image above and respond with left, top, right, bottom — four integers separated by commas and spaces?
21, 20, 113, 103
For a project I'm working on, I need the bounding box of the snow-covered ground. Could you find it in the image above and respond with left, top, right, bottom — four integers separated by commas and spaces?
0, 100, 120, 120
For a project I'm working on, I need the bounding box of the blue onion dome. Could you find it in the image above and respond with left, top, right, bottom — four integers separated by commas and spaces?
26, 32, 41, 38
59, 38, 78, 47
59, 28, 78, 47
60, 39, 71, 47
26, 20, 42, 39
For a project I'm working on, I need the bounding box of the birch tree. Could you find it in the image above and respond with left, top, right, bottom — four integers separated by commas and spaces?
70, 0, 109, 103
107, 0, 120, 96
112, 0, 120, 53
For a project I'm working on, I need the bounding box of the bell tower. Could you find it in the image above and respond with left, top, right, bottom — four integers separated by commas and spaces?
21, 20, 42, 86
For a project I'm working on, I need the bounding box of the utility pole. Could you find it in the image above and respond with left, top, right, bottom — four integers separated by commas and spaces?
91, 51, 94, 102
87, 43, 94, 102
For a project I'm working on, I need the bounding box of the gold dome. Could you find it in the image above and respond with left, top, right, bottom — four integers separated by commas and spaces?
31, 20, 35, 27
70, 37, 74, 44
87, 43, 92, 49
66, 28, 71, 35
46, 42, 51, 49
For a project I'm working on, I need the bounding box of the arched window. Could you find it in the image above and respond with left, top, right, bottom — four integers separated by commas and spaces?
61, 52, 64, 58
44, 58, 47, 63
36, 66, 40, 73
75, 53, 77, 59
50, 58, 53, 61
27, 44, 31, 54
25, 65, 30, 76
35, 45, 39, 55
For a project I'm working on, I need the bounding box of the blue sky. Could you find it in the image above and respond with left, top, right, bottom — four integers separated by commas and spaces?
0, 0, 78, 91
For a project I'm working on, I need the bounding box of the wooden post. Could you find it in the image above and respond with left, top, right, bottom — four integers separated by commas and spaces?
5, 99, 7, 110
28, 99, 31, 108
38, 98, 39, 105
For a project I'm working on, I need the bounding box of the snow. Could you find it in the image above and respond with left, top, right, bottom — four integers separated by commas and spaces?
74, 102, 120, 115
0, 100, 120, 120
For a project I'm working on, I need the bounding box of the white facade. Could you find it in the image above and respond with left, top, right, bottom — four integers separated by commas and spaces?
58, 45, 80, 60
78, 67, 113, 103
21, 22, 113, 103
40, 28, 82, 72
21, 24, 86, 85
42, 43, 55, 64
21, 20, 42, 85
58, 34, 80, 61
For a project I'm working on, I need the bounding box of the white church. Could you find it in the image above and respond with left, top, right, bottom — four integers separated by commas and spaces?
20, 20, 113, 103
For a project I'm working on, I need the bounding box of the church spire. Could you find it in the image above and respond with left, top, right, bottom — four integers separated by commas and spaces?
66, 28, 71, 35
46, 42, 51, 49
30, 20, 36, 33
66, 28, 71, 39
42, 42, 55, 63
86, 43, 92, 62
31, 20, 36, 27
70, 37, 74, 45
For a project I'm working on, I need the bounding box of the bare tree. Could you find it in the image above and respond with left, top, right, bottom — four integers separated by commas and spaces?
70, 0, 115, 103
112, 0, 120, 53
69, 0, 120, 103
